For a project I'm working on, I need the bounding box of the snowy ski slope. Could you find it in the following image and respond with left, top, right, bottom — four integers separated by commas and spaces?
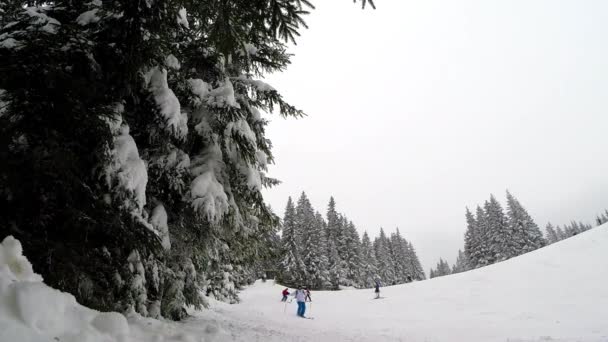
2, 225, 607, 342
181, 224, 608, 341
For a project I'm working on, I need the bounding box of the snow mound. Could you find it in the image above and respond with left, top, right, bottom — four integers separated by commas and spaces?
0, 236, 130, 342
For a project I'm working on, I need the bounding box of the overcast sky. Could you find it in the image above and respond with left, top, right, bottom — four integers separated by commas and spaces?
261, 0, 608, 272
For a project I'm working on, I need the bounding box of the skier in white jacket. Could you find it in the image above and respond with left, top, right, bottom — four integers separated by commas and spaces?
294, 286, 307, 317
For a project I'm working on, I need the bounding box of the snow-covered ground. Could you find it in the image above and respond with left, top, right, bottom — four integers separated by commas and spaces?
2, 225, 608, 342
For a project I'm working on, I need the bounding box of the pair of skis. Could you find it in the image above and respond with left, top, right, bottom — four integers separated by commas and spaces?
283, 299, 314, 319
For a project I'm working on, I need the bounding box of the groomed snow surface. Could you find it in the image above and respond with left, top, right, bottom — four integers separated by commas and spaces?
2, 225, 608, 342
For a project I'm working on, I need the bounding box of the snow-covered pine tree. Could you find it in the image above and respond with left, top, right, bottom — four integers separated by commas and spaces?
0, 0, 376, 319
596, 210, 608, 225
278, 197, 304, 286
431, 258, 451, 278
555, 225, 565, 241
405, 241, 426, 280
389, 229, 407, 283
296, 192, 326, 289
314, 211, 331, 288
374, 228, 395, 285
451, 250, 467, 273
505, 191, 545, 256
359, 231, 378, 288
563, 221, 578, 238
463, 207, 480, 269
545, 222, 559, 244
325, 196, 344, 286
343, 220, 363, 287
336, 214, 351, 285
475, 205, 493, 267
485, 195, 509, 262
326, 236, 342, 290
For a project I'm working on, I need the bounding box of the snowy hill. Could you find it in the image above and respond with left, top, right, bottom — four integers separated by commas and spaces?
2, 225, 608, 342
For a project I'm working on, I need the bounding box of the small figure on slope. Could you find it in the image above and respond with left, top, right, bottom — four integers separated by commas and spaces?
374, 280, 381, 299
281, 288, 290, 302
294, 285, 307, 317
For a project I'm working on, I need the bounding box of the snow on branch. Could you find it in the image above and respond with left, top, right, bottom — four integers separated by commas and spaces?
145, 67, 188, 140
190, 144, 229, 223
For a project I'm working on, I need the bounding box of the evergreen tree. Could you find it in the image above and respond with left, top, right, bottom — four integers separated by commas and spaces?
475, 205, 493, 267
326, 237, 342, 290
451, 250, 467, 273
336, 214, 350, 284
545, 222, 559, 244
555, 225, 566, 241
430, 258, 451, 278
314, 211, 331, 288
596, 210, 608, 226
405, 241, 426, 280
374, 228, 394, 285
0, 0, 375, 319
505, 191, 545, 256
464, 207, 480, 269
389, 229, 409, 283
485, 195, 509, 262
343, 220, 363, 287
296, 192, 326, 289
278, 197, 305, 286
359, 232, 378, 288
325, 196, 344, 285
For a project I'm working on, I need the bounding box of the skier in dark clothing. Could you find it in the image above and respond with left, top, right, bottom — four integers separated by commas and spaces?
305, 287, 312, 302
374, 280, 381, 299
281, 288, 290, 302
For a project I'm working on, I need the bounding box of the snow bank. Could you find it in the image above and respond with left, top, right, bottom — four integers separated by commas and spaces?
0, 236, 130, 342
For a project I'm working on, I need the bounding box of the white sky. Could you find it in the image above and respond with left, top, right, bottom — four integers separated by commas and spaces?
261, 0, 608, 272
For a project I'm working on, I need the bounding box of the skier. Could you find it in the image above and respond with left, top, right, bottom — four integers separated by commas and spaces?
281, 288, 290, 302
305, 287, 312, 302
294, 285, 307, 317
374, 280, 381, 299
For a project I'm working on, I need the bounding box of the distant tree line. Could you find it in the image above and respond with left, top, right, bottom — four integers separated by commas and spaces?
430, 191, 605, 279
544, 221, 593, 244
276, 193, 425, 290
